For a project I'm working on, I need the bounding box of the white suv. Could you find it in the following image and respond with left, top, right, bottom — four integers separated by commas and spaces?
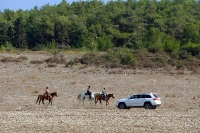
116, 93, 161, 109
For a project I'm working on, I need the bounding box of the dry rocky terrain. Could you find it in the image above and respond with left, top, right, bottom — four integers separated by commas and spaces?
0, 51, 200, 133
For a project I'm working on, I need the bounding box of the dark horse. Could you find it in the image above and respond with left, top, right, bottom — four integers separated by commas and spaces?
36, 92, 58, 105
95, 93, 115, 106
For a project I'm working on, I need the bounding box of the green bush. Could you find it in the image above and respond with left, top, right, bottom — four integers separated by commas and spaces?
0, 45, 6, 51
169, 51, 179, 60
163, 35, 180, 53
121, 53, 136, 65
147, 42, 163, 53
178, 50, 193, 61
97, 35, 114, 51
66, 60, 76, 67
0, 41, 14, 52
152, 57, 166, 63
181, 42, 200, 56
46, 40, 58, 50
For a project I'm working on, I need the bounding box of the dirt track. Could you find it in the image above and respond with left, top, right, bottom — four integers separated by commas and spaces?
0, 52, 200, 133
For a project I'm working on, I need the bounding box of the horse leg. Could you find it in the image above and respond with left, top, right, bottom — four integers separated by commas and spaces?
100, 99, 102, 105
95, 99, 97, 105
106, 100, 109, 106
82, 98, 84, 105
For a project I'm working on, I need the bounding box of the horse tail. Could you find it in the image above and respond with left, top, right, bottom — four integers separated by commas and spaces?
95, 94, 98, 100
77, 94, 81, 100
36, 95, 40, 104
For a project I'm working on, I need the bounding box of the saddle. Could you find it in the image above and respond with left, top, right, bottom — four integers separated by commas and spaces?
44, 93, 48, 96
101, 94, 106, 101
85, 91, 91, 95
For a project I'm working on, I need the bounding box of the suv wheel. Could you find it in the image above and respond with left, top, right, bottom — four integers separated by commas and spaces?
118, 103, 126, 109
152, 106, 156, 109
144, 103, 152, 109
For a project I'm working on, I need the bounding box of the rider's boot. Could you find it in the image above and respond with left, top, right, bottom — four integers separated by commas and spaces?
89, 95, 91, 99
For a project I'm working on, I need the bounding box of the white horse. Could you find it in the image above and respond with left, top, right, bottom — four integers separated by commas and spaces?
77, 92, 96, 105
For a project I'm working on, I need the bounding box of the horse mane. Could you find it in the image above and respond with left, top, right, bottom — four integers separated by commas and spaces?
50, 92, 57, 96
51, 92, 57, 94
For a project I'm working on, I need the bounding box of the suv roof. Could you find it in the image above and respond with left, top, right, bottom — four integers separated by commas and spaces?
134, 92, 158, 95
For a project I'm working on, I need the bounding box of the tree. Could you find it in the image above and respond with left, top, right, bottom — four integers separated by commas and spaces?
54, 16, 70, 49
13, 15, 27, 49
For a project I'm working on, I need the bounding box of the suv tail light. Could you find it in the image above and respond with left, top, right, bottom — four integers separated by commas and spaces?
153, 98, 158, 100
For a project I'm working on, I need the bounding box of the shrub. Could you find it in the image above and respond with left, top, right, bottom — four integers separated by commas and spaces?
46, 40, 58, 50
66, 60, 76, 67
0, 41, 14, 52
178, 50, 193, 61
143, 60, 156, 68
121, 53, 136, 65
48, 63, 57, 67
0, 45, 6, 51
181, 42, 200, 56
152, 57, 166, 63
17, 56, 28, 61
79, 52, 100, 65
147, 42, 163, 53
1, 57, 21, 63
163, 35, 180, 53
45, 54, 66, 64
30, 60, 45, 64
169, 51, 179, 60
97, 35, 114, 51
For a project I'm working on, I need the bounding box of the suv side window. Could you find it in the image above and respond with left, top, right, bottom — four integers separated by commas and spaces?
142, 95, 146, 98
136, 95, 142, 98
146, 95, 151, 98
130, 95, 137, 99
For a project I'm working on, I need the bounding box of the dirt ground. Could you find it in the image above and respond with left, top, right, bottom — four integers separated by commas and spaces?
0, 52, 200, 133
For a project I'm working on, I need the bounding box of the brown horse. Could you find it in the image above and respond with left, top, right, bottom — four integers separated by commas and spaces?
36, 92, 58, 105
95, 93, 115, 106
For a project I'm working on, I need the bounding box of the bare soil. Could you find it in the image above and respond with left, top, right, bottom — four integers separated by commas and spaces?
0, 51, 200, 133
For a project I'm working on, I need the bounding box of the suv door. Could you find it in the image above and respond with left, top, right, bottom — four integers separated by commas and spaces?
126, 95, 138, 107
137, 95, 146, 106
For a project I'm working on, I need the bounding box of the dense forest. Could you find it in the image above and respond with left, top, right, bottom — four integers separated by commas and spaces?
1, 0, 200, 70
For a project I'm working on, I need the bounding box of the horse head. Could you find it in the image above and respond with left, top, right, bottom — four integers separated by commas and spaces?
51, 92, 58, 97
109, 94, 115, 98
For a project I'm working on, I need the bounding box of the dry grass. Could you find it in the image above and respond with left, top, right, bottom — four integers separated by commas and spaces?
0, 52, 200, 133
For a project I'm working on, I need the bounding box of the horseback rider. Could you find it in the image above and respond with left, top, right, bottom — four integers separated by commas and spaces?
45, 87, 49, 100
102, 88, 107, 100
87, 85, 92, 99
